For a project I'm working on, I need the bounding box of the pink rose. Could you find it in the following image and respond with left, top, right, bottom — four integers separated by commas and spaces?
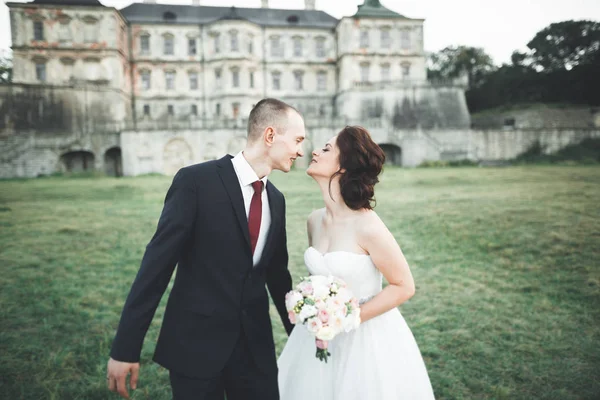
315, 339, 328, 349
318, 309, 330, 324
299, 282, 314, 296
288, 310, 297, 324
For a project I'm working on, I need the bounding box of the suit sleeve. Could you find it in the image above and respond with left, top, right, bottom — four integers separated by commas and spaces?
110, 167, 197, 362
266, 197, 294, 335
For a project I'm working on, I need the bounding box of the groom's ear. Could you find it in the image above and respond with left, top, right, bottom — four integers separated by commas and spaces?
265, 127, 275, 146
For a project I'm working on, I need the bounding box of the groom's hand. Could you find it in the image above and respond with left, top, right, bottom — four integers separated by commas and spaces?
107, 357, 139, 399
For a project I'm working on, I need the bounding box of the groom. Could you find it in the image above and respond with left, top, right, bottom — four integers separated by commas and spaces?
107, 98, 305, 399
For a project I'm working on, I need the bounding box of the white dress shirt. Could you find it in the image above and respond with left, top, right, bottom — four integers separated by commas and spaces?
231, 151, 271, 266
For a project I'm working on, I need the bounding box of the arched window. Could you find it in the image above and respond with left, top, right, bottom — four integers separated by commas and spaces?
163, 12, 177, 21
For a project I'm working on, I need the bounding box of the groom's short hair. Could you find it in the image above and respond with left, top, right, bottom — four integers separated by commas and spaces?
247, 98, 300, 142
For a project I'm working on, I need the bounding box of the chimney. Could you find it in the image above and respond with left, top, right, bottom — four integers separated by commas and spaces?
191, 0, 201, 5
261, 0, 269, 8
143, 0, 156, 3
305, 0, 315, 10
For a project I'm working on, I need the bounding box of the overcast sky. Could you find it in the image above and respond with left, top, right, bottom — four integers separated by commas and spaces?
1, 0, 599, 64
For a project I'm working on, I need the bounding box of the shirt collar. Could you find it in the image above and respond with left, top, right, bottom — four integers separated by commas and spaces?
231, 151, 268, 189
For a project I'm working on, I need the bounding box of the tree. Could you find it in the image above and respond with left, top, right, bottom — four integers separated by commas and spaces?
518, 20, 600, 72
427, 46, 496, 88
0, 50, 13, 83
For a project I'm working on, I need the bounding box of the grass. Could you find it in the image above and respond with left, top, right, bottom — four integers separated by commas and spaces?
1, 166, 599, 399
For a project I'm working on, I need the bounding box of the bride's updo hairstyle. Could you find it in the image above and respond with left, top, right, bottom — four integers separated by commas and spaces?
330, 126, 386, 210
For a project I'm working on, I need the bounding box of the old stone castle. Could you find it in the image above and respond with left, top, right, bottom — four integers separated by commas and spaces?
1, 0, 598, 178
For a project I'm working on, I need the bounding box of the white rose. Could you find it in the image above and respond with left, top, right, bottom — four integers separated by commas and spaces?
316, 326, 336, 341
336, 287, 353, 303
285, 291, 303, 311
331, 316, 344, 332
343, 313, 361, 333
306, 317, 323, 334
312, 282, 330, 299
298, 304, 318, 323
326, 297, 343, 311
309, 275, 329, 288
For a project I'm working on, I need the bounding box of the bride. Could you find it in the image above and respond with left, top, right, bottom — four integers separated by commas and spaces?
277, 126, 435, 399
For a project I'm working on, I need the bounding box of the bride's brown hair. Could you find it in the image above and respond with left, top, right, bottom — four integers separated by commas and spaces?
329, 126, 386, 210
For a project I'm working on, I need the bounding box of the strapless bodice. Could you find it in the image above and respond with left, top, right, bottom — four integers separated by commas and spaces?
303, 247, 382, 302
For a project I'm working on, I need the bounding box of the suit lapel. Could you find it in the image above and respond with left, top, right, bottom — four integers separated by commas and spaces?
216, 156, 251, 254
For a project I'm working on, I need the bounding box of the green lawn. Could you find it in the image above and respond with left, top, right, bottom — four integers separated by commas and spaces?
1, 166, 599, 399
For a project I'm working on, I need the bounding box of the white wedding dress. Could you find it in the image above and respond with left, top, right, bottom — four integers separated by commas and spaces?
277, 247, 435, 400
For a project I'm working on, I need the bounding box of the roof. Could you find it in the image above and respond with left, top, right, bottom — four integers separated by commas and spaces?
353, 0, 406, 19
31, 0, 105, 6
119, 3, 338, 29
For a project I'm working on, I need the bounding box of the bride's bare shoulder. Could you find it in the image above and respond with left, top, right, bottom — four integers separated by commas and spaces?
356, 209, 388, 237
307, 208, 325, 238
307, 208, 325, 224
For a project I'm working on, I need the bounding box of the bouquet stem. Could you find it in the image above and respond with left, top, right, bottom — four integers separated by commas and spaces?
315, 339, 331, 363
316, 348, 331, 363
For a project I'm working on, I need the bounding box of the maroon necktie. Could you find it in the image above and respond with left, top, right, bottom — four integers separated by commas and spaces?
248, 180, 264, 255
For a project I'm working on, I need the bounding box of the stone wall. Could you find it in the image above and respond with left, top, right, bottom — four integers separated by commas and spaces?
3, 123, 599, 178
0, 131, 120, 179
471, 105, 600, 130
468, 129, 600, 161
0, 83, 130, 134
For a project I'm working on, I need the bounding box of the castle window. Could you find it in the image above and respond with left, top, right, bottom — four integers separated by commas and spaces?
360, 63, 370, 82
163, 12, 177, 21
83, 16, 98, 43
163, 34, 174, 55
272, 71, 281, 90
293, 36, 303, 57
58, 16, 72, 42
165, 70, 176, 90
215, 68, 222, 88
294, 70, 304, 91
315, 37, 326, 57
230, 30, 239, 52
381, 63, 390, 82
401, 63, 411, 78
35, 62, 46, 82
188, 38, 197, 55
189, 71, 198, 90
165, 71, 175, 90
231, 68, 240, 88
140, 34, 150, 55
214, 34, 220, 54
140, 70, 151, 90
401, 29, 411, 50
317, 71, 327, 91
270, 36, 282, 57
360, 30, 369, 48
381, 27, 391, 49
33, 21, 44, 41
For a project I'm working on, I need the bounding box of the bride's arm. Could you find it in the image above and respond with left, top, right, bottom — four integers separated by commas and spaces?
358, 213, 416, 324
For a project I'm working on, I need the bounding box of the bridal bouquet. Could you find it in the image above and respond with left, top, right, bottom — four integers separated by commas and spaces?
285, 275, 361, 363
